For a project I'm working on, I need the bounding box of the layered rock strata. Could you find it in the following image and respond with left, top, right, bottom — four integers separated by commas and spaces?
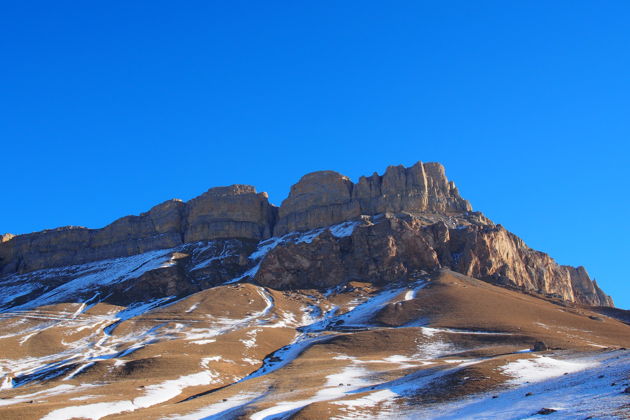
255, 215, 613, 306
0, 161, 613, 307
0, 185, 274, 275
273, 162, 471, 236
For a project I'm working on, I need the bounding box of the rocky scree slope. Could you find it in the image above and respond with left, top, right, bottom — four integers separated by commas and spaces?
0, 161, 612, 309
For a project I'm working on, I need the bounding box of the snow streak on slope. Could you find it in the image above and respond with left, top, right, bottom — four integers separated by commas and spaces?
41, 371, 221, 420
173, 281, 445, 419
1, 248, 177, 312
0, 306, 170, 389
227, 220, 362, 284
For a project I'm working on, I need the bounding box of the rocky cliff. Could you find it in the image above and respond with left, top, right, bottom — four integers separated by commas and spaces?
255, 215, 613, 306
0, 161, 613, 307
0, 185, 274, 275
273, 162, 471, 236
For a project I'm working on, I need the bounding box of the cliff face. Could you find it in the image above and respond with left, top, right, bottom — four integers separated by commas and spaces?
183, 185, 276, 243
0, 161, 613, 307
0, 185, 275, 275
444, 223, 613, 306
255, 216, 613, 306
273, 162, 471, 236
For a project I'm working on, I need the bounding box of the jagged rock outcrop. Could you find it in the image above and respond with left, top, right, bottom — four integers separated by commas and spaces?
273, 162, 471, 236
569, 267, 614, 307
255, 214, 613, 307
0, 161, 614, 307
446, 224, 614, 306
354, 162, 470, 215
1, 234, 14, 243
256, 216, 441, 290
0, 185, 275, 275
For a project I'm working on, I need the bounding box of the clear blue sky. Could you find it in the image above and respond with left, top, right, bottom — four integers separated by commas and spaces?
1, 2, 628, 308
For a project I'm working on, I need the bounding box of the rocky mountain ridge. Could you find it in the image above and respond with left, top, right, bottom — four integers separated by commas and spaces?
0, 161, 613, 307
0, 185, 275, 275
0, 162, 467, 275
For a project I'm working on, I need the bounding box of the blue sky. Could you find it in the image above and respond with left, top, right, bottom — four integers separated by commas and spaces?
1, 2, 628, 308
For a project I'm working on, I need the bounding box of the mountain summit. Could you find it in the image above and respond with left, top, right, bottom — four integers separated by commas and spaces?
0, 161, 612, 308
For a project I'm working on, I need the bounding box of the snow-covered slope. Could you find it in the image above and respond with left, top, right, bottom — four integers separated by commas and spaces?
0, 266, 628, 420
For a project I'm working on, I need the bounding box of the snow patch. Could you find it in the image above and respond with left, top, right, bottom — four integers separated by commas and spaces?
409, 351, 630, 420
41, 371, 219, 420
501, 355, 596, 385
329, 221, 359, 238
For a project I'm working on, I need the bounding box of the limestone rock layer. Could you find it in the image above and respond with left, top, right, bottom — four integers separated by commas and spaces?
0, 185, 274, 275
274, 162, 471, 235
0, 161, 613, 307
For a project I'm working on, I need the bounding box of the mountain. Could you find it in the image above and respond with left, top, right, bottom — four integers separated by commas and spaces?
0, 162, 613, 309
0, 162, 628, 420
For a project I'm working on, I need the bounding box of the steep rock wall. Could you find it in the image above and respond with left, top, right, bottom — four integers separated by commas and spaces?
255, 215, 613, 307
0, 185, 275, 275
273, 162, 471, 236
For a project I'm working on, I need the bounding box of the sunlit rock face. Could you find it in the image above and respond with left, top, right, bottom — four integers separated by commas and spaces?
0, 161, 614, 306
273, 162, 471, 236
0, 186, 275, 276
183, 185, 277, 243
274, 171, 359, 236
256, 215, 613, 307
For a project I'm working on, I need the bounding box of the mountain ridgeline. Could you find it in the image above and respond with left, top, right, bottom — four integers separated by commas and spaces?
0, 161, 613, 308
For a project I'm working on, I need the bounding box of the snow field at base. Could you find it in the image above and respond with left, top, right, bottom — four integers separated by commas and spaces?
223, 351, 630, 420
501, 354, 597, 385
163, 281, 630, 420
407, 350, 630, 420
3, 285, 629, 420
